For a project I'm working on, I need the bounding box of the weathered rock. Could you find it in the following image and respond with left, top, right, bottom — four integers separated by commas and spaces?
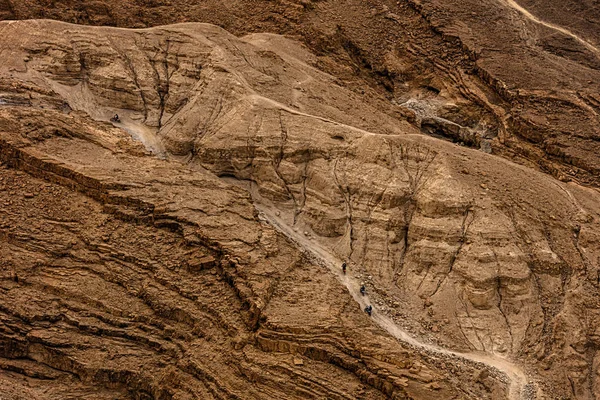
0, 20, 505, 400
0, 15, 599, 400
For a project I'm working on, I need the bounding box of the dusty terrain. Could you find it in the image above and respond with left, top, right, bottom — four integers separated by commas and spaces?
0, 1, 599, 400
0, 21, 522, 400
1, 0, 599, 187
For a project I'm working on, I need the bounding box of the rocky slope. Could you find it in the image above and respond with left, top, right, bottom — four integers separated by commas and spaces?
1, 119, 478, 400
1, 0, 599, 188
0, 20, 513, 400
0, 10, 599, 400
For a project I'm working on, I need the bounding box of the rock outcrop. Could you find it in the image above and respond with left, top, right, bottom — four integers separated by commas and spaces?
2, 0, 599, 187
0, 17, 599, 400
0, 20, 511, 400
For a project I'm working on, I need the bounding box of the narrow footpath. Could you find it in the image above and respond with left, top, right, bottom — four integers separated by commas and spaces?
504, 0, 600, 57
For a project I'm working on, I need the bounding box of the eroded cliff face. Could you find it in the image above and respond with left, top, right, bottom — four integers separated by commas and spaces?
1, 124, 471, 400
2, 0, 599, 188
0, 20, 512, 400
0, 18, 600, 400
176, 40, 600, 397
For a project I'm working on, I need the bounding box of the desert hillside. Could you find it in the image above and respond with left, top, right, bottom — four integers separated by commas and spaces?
0, 1, 599, 400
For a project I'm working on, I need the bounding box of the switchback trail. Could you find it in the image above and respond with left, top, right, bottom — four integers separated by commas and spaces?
256, 203, 537, 400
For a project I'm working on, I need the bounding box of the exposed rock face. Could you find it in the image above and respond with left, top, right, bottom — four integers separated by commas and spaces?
175, 33, 600, 396
0, 20, 510, 400
0, 17, 599, 400
2, 0, 599, 187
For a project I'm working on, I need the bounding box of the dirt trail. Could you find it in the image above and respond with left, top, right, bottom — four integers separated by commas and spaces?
255, 203, 537, 400
43, 80, 166, 156
115, 117, 166, 157
503, 0, 600, 57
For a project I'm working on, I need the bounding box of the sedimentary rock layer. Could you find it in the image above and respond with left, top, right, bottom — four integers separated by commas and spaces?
0, 19, 599, 399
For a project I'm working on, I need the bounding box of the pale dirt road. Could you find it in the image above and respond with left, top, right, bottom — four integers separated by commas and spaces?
503, 0, 600, 57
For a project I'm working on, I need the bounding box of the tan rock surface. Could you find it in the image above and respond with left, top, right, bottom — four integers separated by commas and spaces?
0, 16, 598, 400
2, 0, 599, 187
0, 20, 510, 400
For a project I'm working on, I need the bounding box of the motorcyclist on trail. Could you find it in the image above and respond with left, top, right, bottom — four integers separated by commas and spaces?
360, 284, 366, 296
342, 262, 347, 274
111, 114, 120, 123
364, 305, 372, 316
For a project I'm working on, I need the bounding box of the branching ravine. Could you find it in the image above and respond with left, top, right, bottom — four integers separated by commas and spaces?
271, 111, 301, 222
109, 37, 149, 121
361, 184, 388, 271
399, 143, 438, 196
158, 38, 180, 128
431, 207, 474, 297
457, 290, 487, 352
454, 307, 475, 351
145, 37, 181, 128
275, 112, 287, 170
332, 158, 355, 256
194, 81, 239, 147
503, 204, 554, 351
492, 249, 514, 354
387, 142, 438, 282
394, 199, 413, 278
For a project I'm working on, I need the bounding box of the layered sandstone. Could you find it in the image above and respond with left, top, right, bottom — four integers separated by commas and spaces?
0, 17, 599, 400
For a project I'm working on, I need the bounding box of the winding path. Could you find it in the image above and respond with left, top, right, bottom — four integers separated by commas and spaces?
256, 203, 537, 400
503, 0, 600, 57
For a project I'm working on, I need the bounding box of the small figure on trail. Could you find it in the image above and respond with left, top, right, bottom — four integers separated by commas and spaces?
364, 305, 373, 316
110, 113, 120, 123
360, 284, 366, 296
342, 262, 347, 274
